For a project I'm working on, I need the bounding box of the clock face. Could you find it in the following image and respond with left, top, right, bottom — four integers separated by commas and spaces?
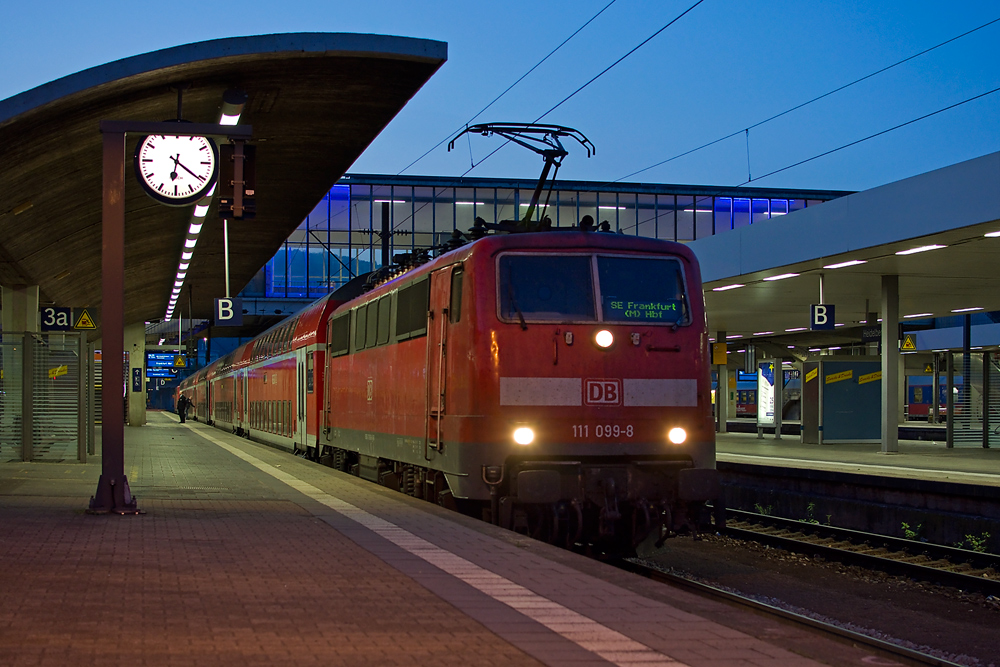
133, 134, 219, 207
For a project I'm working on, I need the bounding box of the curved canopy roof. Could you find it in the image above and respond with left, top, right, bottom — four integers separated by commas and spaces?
0, 33, 447, 333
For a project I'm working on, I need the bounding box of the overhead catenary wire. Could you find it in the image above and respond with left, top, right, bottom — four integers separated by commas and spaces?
396, 0, 620, 176
462, 0, 707, 177
615, 15, 1000, 183
617, 84, 1000, 234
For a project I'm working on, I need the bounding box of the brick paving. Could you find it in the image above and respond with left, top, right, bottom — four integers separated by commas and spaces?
0, 411, 882, 666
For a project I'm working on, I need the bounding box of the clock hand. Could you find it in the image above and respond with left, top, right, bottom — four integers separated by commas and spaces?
169, 154, 180, 181
173, 156, 206, 182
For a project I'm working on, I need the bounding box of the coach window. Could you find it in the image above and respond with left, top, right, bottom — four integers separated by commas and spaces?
450, 267, 464, 323
329, 313, 350, 357
376, 296, 391, 346
307, 353, 314, 393
366, 299, 380, 348
355, 305, 368, 350
395, 278, 430, 340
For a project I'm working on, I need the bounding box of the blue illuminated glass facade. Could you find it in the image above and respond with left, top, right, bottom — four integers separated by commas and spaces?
240, 175, 848, 300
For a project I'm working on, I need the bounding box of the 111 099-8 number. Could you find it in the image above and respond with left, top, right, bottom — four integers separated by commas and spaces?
572, 424, 634, 438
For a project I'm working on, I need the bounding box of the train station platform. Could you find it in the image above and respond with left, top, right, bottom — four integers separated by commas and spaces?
0, 412, 890, 667
717, 430, 1000, 487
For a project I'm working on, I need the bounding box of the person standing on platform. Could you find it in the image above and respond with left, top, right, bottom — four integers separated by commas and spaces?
177, 394, 189, 423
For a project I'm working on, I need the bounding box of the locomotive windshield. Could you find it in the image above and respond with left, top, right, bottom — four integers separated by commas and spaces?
498, 253, 688, 324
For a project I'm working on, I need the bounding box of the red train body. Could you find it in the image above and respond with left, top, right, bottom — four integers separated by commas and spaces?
179, 230, 720, 550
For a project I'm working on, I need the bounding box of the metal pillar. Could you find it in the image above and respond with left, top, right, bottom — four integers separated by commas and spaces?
984, 351, 991, 449
880, 275, 899, 453
21, 333, 34, 461
946, 352, 955, 449
87, 341, 96, 456
931, 352, 940, 424
77, 333, 86, 463
88, 128, 137, 513
774, 361, 783, 440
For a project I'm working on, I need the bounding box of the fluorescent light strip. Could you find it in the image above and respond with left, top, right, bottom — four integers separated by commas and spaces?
896, 244, 945, 255
763, 273, 799, 281
985, 231, 1000, 238
753, 331, 773, 336
726, 334, 741, 339
712, 283, 745, 292
219, 113, 241, 126
455, 202, 485, 206
823, 259, 867, 269
182, 251, 193, 261
785, 327, 807, 332
184, 238, 197, 249
188, 222, 203, 235
952, 307, 983, 313
193, 204, 210, 218
374, 200, 406, 204
904, 313, 933, 318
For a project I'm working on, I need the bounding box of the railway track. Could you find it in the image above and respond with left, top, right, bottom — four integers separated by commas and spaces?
620, 558, 966, 667
722, 508, 1000, 597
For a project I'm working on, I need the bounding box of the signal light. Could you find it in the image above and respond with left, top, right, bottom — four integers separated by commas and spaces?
667, 427, 687, 444
594, 330, 614, 348
513, 427, 535, 445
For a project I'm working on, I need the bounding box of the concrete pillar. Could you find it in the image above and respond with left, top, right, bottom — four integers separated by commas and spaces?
715, 332, 728, 433
881, 275, 899, 453
1, 285, 40, 334
125, 322, 146, 427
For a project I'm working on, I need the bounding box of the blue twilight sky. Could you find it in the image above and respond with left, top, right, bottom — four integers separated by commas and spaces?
3, 0, 998, 193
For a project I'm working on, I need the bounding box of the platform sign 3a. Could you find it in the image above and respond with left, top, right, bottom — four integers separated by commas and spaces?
40, 307, 97, 332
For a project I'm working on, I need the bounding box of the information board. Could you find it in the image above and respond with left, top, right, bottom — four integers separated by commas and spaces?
756, 361, 776, 426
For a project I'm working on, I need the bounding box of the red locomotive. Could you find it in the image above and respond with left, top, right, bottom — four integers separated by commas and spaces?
178, 229, 720, 551
178, 124, 721, 552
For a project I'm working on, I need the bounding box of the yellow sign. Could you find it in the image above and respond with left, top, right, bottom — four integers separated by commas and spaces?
173, 355, 187, 368
712, 342, 727, 365
859, 371, 882, 385
48, 365, 68, 380
74, 309, 96, 330
924, 363, 934, 373
901, 334, 917, 352
826, 370, 853, 384
805, 368, 818, 383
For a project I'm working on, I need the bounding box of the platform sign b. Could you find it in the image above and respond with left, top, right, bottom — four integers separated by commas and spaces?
810, 304, 835, 331
215, 297, 243, 327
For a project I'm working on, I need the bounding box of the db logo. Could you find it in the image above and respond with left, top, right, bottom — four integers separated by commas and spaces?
584, 379, 622, 406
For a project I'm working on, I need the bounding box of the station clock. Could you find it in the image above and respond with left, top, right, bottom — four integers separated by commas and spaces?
133, 134, 219, 206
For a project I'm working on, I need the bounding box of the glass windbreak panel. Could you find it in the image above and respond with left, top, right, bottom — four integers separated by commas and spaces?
733, 198, 751, 228
597, 256, 687, 325
654, 195, 676, 241
618, 195, 637, 234
495, 188, 518, 224
694, 198, 714, 239
715, 197, 732, 231
769, 199, 789, 218
635, 194, 656, 237
676, 196, 694, 241
751, 199, 770, 224
498, 255, 596, 322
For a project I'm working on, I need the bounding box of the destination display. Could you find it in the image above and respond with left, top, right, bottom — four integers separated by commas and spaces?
604, 298, 682, 322
147, 352, 183, 368
146, 367, 178, 378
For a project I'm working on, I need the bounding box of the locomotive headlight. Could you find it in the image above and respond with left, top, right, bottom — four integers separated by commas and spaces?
594, 329, 614, 349
667, 427, 687, 445
513, 427, 535, 445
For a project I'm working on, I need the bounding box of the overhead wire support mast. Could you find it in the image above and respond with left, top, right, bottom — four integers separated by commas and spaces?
448, 123, 594, 230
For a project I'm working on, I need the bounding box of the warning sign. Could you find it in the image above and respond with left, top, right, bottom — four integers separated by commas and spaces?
900, 334, 917, 352
173, 355, 186, 368
826, 370, 853, 384
74, 309, 96, 330
858, 371, 882, 385
48, 365, 68, 380
924, 363, 934, 373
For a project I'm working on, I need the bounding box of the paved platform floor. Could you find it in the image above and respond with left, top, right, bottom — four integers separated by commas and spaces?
0, 411, 904, 666
717, 430, 1000, 487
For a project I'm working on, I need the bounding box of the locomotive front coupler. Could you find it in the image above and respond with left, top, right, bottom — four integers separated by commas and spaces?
482, 465, 504, 525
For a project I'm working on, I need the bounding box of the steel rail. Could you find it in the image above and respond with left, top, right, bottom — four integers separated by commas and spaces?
723, 509, 1000, 597
619, 559, 965, 667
